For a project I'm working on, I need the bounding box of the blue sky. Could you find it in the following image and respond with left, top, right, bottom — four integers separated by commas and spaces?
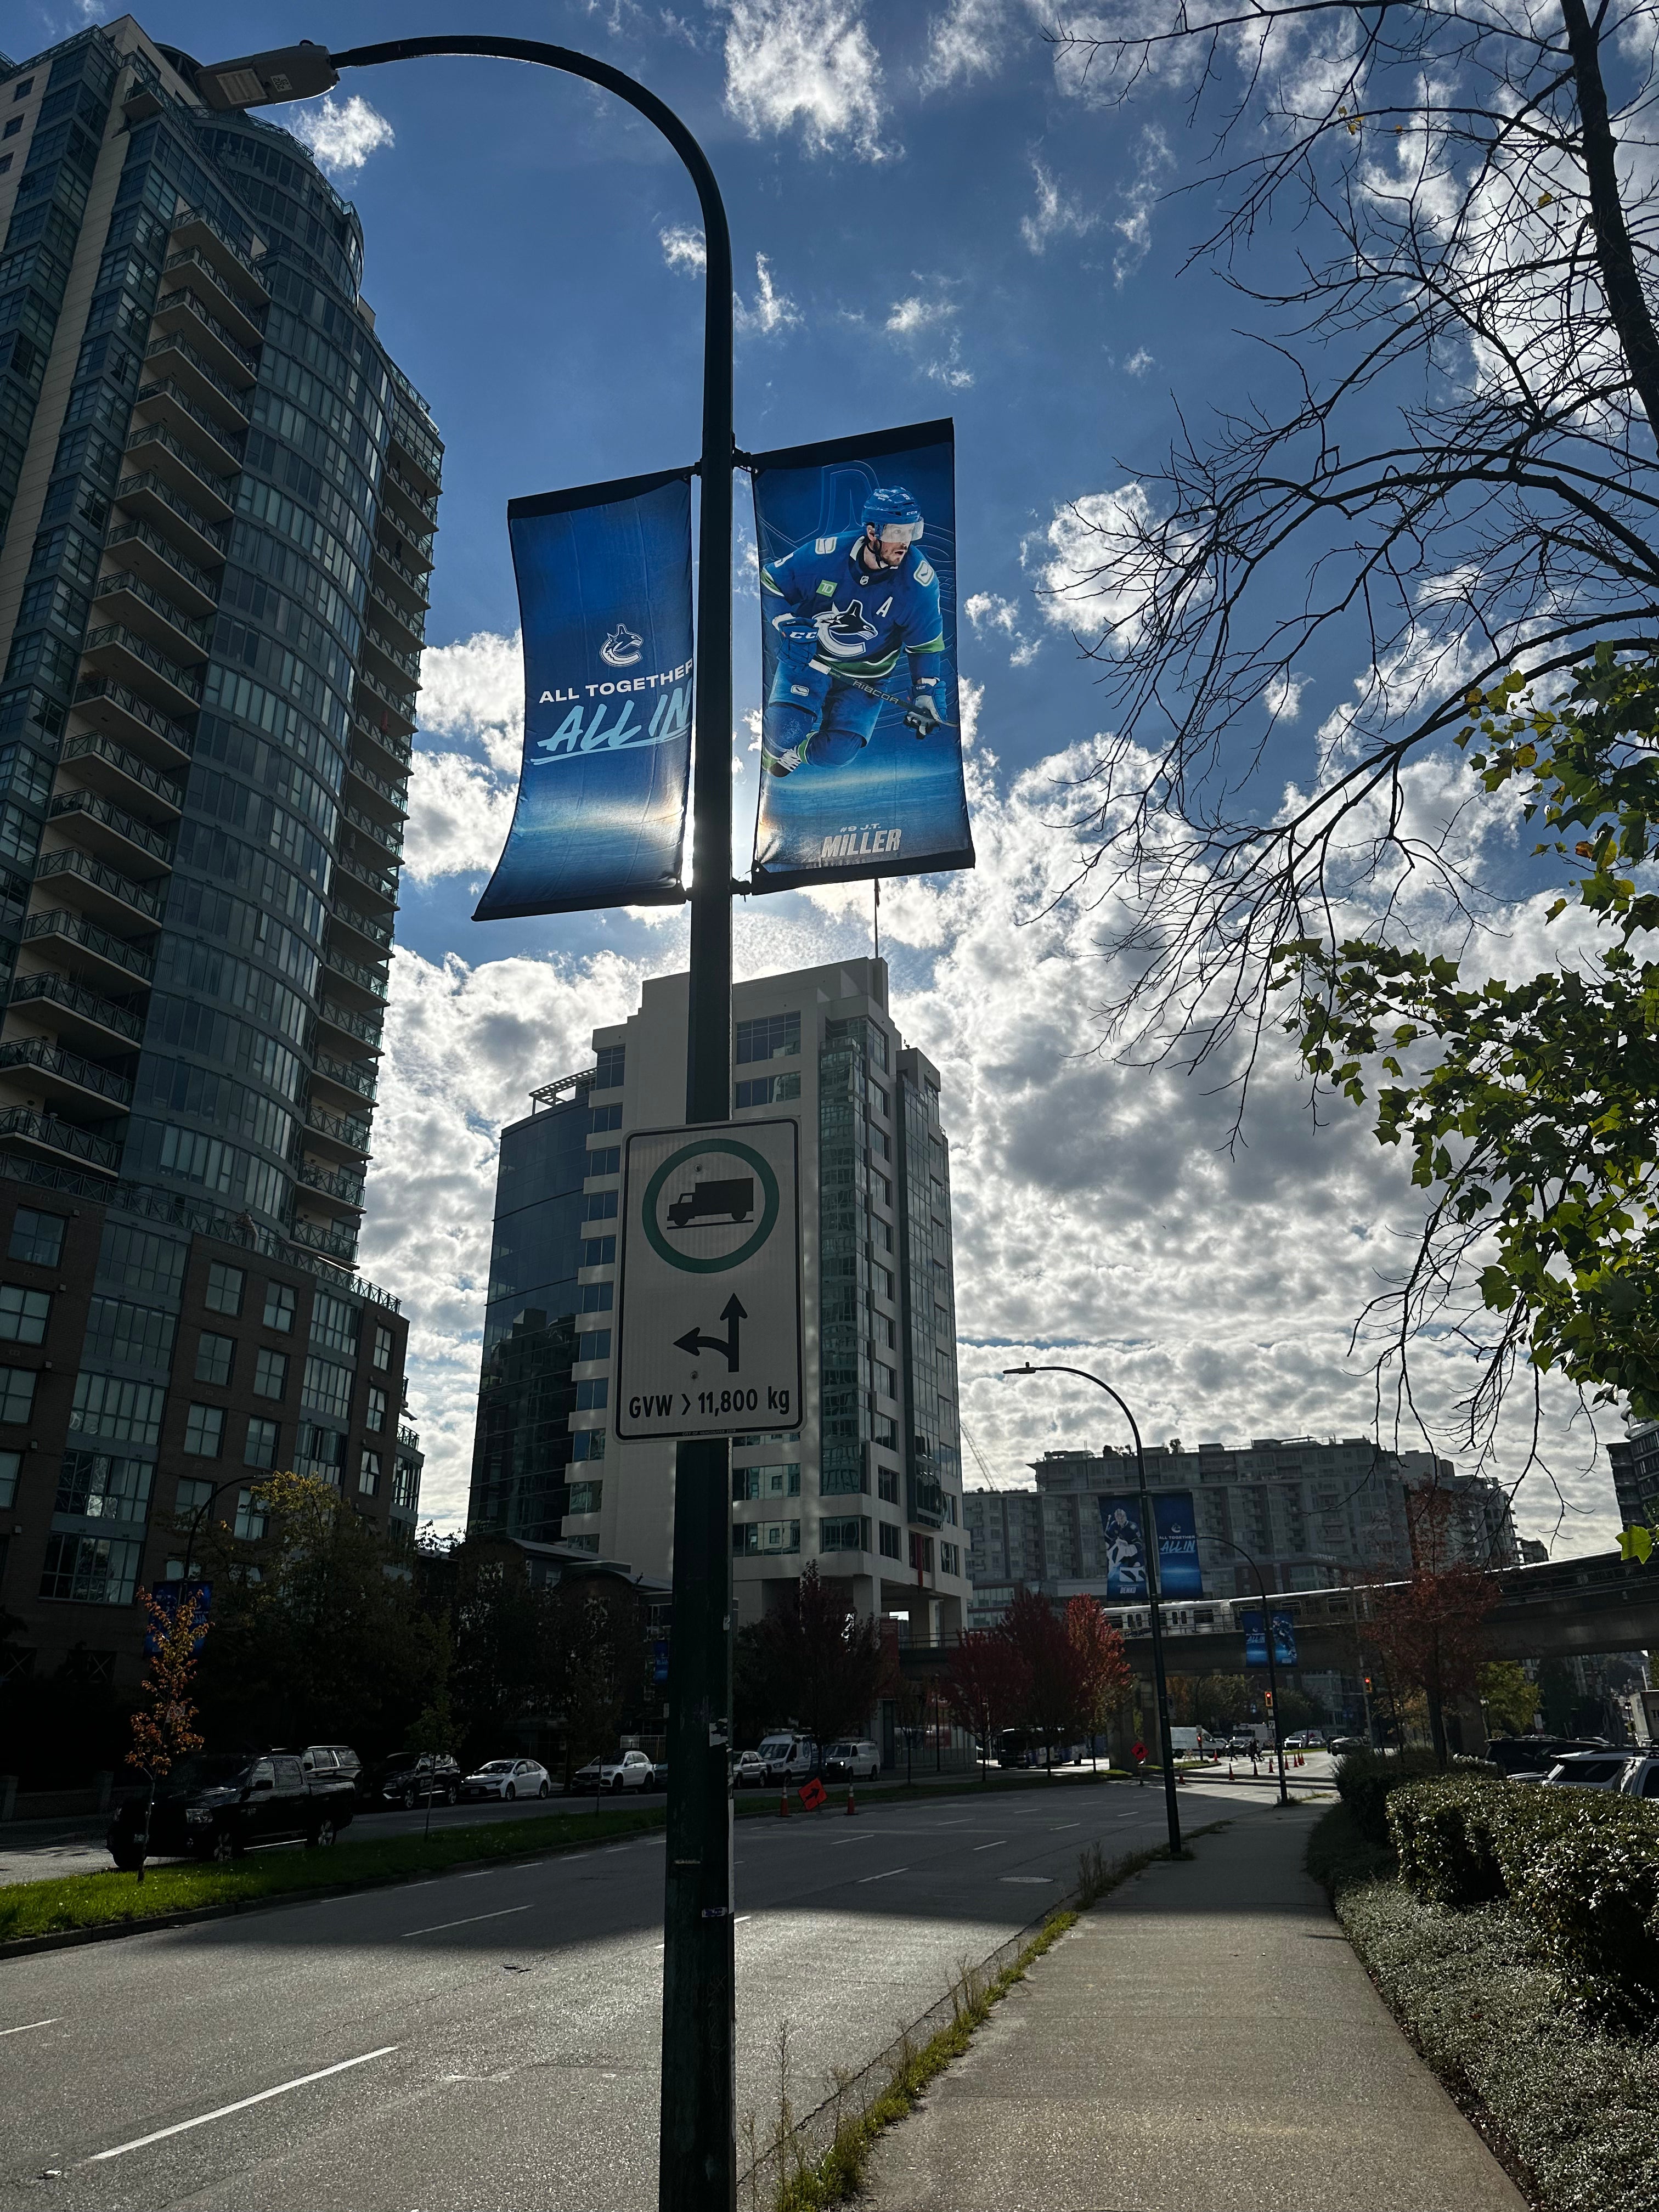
8, 1, 1622, 1550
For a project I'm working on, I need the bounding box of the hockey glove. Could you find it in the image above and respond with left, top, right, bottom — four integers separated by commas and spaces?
904, 680, 944, 735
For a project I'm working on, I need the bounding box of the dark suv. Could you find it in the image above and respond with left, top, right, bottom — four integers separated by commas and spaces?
375, 1751, 462, 1810
107, 1751, 356, 1867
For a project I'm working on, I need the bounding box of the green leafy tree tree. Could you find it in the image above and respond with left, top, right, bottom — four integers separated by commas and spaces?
125, 1585, 207, 1880
752, 1565, 896, 1774
1193, 1672, 1254, 1737
1481, 1659, 1541, 1736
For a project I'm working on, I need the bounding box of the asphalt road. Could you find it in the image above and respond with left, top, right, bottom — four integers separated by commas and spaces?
0, 1778, 1283, 2211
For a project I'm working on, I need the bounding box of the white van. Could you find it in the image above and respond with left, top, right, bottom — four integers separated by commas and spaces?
757, 1734, 818, 1782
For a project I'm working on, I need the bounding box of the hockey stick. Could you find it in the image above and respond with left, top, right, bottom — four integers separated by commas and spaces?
836, 674, 956, 727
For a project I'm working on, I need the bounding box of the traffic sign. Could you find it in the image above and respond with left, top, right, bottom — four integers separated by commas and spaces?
614, 1118, 803, 1439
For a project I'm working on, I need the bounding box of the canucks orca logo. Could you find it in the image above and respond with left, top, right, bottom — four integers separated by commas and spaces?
814, 598, 879, 662
600, 622, 644, 669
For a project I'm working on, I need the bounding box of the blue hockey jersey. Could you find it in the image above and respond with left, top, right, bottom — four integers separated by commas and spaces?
761, 528, 945, 683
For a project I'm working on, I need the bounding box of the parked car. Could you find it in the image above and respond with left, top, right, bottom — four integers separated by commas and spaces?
108, 1751, 354, 1867
1486, 1735, 1601, 1778
732, 1750, 770, 1789
290, 1743, 362, 1798
1539, 1750, 1630, 1791
1327, 1736, 1369, 1756
1618, 1753, 1659, 1801
1283, 1731, 1325, 1751
822, 1739, 881, 1781
461, 1758, 551, 1802
756, 1734, 819, 1783
573, 1749, 659, 1794
1220, 1734, 1260, 1756
376, 1752, 463, 1810
996, 1730, 1034, 1769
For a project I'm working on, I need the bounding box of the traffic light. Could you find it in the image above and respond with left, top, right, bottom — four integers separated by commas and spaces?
1264, 1689, 1274, 1709
1364, 1674, 1374, 1694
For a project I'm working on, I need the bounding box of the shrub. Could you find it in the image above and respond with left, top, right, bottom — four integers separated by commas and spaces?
1334, 1745, 1442, 1841
1388, 1775, 1506, 1908
1489, 1786, 1659, 2022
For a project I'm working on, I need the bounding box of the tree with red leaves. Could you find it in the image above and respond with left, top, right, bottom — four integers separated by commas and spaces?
1002, 1588, 1083, 1774
1369, 1490, 1499, 1764
1065, 1596, 1133, 1771
126, 1584, 208, 1880
942, 1627, 1031, 1776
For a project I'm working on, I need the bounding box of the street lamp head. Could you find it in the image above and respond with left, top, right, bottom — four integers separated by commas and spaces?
194, 43, 338, 110
1002, 1364, 1036, 1378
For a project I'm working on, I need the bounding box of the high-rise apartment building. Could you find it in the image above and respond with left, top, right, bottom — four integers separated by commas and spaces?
0, 21, 434, 1686
1609, 1421, 1659, 1531
966, 1432, 1520, 1617
470, 958, 972, 1635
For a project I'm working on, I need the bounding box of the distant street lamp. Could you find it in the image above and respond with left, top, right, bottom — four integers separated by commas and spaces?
1003, 1364, 1182, 1858
1204, 1532, 1289, 1809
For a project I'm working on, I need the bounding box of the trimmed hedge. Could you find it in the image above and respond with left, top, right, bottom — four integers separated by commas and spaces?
1387, 1774, 1659, 2022
1334, 1745, 1453, 1840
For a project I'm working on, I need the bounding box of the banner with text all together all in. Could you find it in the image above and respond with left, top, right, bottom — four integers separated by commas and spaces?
473, 466, 695, 920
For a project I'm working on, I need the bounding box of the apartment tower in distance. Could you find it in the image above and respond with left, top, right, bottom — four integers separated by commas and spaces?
471, 957, 972, 1639
0, 20, 436, 1686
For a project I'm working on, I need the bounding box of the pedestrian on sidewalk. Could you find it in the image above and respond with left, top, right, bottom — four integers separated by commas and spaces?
1131, 1738, 1147, 1786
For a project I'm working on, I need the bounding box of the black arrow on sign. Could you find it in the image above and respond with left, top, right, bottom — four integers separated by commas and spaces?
674, 1295, 747, 1373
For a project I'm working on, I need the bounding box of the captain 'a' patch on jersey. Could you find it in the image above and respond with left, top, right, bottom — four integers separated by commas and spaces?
761, 527, 943, 674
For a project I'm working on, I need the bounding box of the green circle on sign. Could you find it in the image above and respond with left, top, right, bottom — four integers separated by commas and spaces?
641, 1139, 781, 1274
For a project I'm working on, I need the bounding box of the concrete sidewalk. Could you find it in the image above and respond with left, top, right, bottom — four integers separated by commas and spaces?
862, 1805, 1526, 2212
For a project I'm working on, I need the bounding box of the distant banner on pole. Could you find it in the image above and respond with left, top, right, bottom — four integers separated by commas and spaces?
748, 418, 973, 893
1244, 1611, 1298, 1667
1097, 1493, 1203, 1600
473, 466, 695, 920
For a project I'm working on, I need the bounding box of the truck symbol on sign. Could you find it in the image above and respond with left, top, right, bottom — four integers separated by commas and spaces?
666, 1176, 754, 1230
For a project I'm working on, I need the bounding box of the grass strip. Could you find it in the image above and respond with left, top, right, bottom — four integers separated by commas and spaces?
1308, 1803, 1659, 2212
0, 1804, 665, 1943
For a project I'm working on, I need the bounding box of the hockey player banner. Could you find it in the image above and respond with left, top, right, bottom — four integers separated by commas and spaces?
473, 466, 695, 919
748, 419, 974, 893
1097, 1493, 1204, 1600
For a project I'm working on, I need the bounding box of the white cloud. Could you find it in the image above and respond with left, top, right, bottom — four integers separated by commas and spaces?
1122, 347, 1154, 377
660, 224, 707, 274
417, 629, 524, 776
883, 289, 973, 387
886, 295, 949, 336
1020, 161, 1097, 254
1025, 484, 1163, 645
919, 0, 1011, 92
716, 0, 887, 157
733, 253, 801, 335
285, 94, 395, 176
965, 590, 1042, 667
404, 752, 517, 883
1114, 127, 1172, 286
1265, 672, 1307, 723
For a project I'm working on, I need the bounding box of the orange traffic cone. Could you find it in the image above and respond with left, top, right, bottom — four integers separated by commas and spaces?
847, 1788, 856, 1816
778, 1788, 789, 1818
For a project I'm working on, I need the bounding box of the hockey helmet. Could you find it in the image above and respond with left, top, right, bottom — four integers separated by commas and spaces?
861, 486, 924, 546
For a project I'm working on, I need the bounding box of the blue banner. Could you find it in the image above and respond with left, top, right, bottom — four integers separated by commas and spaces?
1243, 1611, 1298, 1667
1096, 1493, 1203, 1599
473, 467, 695, 919
748, 419, 974, 893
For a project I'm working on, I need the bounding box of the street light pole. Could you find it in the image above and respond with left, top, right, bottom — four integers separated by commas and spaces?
196, 41, 737, 2210
1004, 1365, 1182, 1858
1203, 1533, 1289, 1809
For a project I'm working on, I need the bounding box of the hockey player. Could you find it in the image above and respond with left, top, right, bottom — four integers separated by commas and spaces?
759, 486, 950, 777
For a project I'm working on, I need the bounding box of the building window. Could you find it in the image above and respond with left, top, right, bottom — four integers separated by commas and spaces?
909, 1532, 934, 1574
589, 1101, 623, 1133
234, 1488, 267, 1540
879, 1522, 902, 1559
12, 78, 33, 98
572, 1429, 605, 1462
874, 1414, 899, 1449
733, 1464, 801, 1500
587, 1145, 621, 1175
295, 1421, 345, 1486
358, 1448, 381, 1496
575, 1378, 608, 1412
584, 1190, 618, 1222
2, 117, 19, 139
40, 1532, 140, 1606
820, 1516, 866, 1554
577, 1327, 611, 1362
878, 1464, 900, 1504
8, 1207, 64, 1267
372, 1324, 393, 1370
940, 1541, 961, 1576
205, 1262, 244, 1317
0, 1283, 49, 1344
874, 1362, 898, 1401
568, 1479, 602, 1515
184, 1404, 224, 1459
0, 155, 11, 174
391, 1457, 420, 1510
594, 1043, 625, 1090
872, 1265, 894, 1300
581, 1235, 616, 1268
244, 1417, 278, 1470
578, 1282, 614, 1313
263, 1282, 296, 1333
735, 1073, 801, 1109
302, 1356, 353, 1421
366, 1386, 387, 1432
868, 1082, 889, 1116
57, 1451, 152, 1525
0, 1365, 36, 1427
310, 1291, 358, 1356
735, 1011, 800, 1065
254, 1347, 287, 1400
195, 1333, 234, 1387
733, 1519, 800, 1555
0, 1447, 18, 1509
176, 1476, 213, 1515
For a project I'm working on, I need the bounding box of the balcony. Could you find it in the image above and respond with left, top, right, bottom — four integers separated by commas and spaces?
48, 790, 174, 875
70, 677, 194, 768
0, 1105, 120, 1175
365, 580, 426, 653
388, 408, 442, 498
298, 1159, 366, 1211
311, 1049, 377, 1104
304, 1100, 371, 1158
335, 850, 398, 909
317, 998, 383, 1052
32, 848, 165, 930
329, 898, 392, 955
80, 623, 203, 721
343, 802, 404, 860
322, 947, 388, 1005
123, 421, 235, 523
168, 206, 269, 305
10, 968, 145, 1051
60, 732, 187, 820
354, 665, 416, 737
131, 378, 244, 476
150, 285, 260, 388
372, 541, 431, 612
21, 910, 154, 989
380, 465, 438, 533
345, 754, 408, 823
363, 622, 421, 687
100, 520, 221, 622
90, 568, 212, 664
113, 468, 228, 570
351, 710, 413, 772
375, 507, 435, 573
0, 1038, 133, 1113
159, 249, 266, 351
289, 1217, 359, 1263
142, 331, 251, 430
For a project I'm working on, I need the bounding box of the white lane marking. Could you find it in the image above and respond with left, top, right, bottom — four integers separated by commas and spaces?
972, 1841, 1006, 1853
88, 2047, 398, 2162
857, 1866, 910, 1884
1048, 1822, 1080, 1831
1000, 1875, 1058, 1884
0, 2017, 58, 2037
735, 1914, 752, 1925
829, 1835, 875, 1847
400, 1904, 532, 1939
